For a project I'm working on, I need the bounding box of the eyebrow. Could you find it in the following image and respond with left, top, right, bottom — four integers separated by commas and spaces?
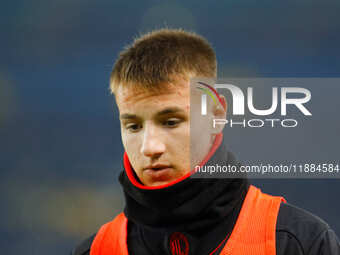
120, 107, 185, 120
157, 107, 185, 115
120, 113, 138, 119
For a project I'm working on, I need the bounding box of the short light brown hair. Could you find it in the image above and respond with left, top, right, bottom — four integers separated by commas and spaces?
110, 28, 216, 94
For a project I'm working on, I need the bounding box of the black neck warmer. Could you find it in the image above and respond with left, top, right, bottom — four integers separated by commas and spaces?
118, 140, 249, 235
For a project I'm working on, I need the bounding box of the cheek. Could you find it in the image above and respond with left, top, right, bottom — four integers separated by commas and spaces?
120, 129, 129, 150
121, 132, 141, 159
169, 124, 191, 158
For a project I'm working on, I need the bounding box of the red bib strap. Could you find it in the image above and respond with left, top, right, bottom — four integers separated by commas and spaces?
90, 213, 128, 255
220, 185, 286, 255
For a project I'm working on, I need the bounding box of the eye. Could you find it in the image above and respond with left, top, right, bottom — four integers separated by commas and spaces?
163, 118, 181, 127
125, 123, 142, 132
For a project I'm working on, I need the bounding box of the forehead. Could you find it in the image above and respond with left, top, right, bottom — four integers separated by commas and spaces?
115, 83, 190, 110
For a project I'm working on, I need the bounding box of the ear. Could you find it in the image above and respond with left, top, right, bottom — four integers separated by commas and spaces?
212, 94, 227, 134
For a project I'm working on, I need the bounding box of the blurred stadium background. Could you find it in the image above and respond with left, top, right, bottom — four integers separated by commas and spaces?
1, 0, 339, 254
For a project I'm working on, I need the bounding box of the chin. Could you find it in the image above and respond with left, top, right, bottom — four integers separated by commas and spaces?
147, 179, 174, 187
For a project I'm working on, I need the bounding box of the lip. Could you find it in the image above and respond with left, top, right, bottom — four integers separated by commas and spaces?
143, 166, 174, 181
144, 164, 171, 170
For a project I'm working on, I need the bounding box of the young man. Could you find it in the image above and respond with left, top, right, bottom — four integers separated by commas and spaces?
72, 29, 340, 255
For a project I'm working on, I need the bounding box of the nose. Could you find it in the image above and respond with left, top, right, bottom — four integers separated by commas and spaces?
140, 124, 166, 158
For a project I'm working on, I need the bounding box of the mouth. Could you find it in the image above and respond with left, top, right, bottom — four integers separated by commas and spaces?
143, 165, 174, 181
144, 164, 171, 171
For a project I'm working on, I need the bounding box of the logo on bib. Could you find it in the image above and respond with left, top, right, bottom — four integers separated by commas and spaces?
169, 232, 189, 255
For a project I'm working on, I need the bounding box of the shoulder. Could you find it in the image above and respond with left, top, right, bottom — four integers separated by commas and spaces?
71, 234, 96, 255
276, 202, 340, 255
71, 213, 126, 255
277, 201, 330, 237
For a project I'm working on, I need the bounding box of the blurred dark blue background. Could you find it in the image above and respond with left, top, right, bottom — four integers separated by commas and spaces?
1, 0, 339, 254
